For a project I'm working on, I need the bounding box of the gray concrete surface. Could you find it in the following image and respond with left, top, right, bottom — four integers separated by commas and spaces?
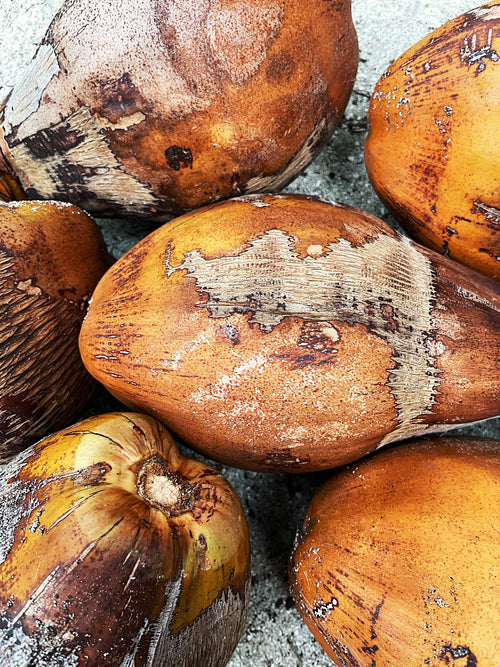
1, 1, 498, 665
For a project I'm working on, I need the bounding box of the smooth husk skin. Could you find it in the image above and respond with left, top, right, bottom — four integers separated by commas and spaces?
79, 194, 500, 473
0, 411, 251, 666
365, 1, 500, 281
289, 436, 500, 666
0, 199, 111, 462
0, 0, 358, 220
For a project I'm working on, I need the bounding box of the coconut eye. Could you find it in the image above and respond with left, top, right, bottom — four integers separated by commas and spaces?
0, 411, 251, 666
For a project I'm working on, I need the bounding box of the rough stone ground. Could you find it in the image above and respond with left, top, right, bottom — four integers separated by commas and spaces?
1, 2, 498, 665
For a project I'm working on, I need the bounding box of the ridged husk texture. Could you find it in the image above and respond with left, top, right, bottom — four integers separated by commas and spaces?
289, 436, 500, 666
0, 411, 251, 666
0, 200, 111, 462
365, 1, 500, 281
79, 194, 500, 472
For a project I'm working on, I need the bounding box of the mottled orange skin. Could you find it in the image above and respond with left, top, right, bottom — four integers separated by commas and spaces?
79, 194, 500, 472
0, 200, 111, 301
0, 200, 111, 460
0, 412, 250, 666
289, 436, 500, 666
0, 0, 358, 219
365, 1, 500, 281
